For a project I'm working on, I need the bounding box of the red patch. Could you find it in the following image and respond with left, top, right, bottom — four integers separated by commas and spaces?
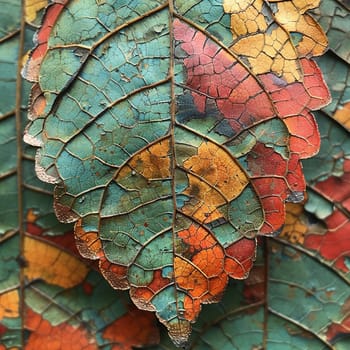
102, 306, 160, 349
174, 19, 274, 133
304, 210, 350, 272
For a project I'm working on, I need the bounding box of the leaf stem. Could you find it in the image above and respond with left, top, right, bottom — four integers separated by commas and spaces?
16, 1, 26, 346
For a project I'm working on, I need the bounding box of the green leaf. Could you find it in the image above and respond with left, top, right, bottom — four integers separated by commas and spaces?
311, 0, 350, 63
23, 1, 331, 344
146, 240, 350, 349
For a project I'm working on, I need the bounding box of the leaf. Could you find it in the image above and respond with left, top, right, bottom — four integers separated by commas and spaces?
311, 0, 350, 63
22, 0, 330, 344
314, 51, 350, 131
0, 2, 159, 349
278, 55, 350, 303
145, 240, 350, 349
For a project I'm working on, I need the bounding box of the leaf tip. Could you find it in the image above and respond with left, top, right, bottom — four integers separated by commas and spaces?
167, 320, 192, 348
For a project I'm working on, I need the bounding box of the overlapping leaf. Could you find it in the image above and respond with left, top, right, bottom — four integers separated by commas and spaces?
0, 1, 160, 349
145, 240, 350, 349
22, 0, 330, 344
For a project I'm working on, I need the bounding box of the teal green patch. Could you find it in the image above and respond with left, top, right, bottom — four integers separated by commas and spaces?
0, 176, 18, 236
211, 185, 263, 244
266, 313, 328, 349
151, 287, 185, 322
316, 53, 350, 119
73, 189, 105, 216
0, 316, 21, 348
227, 185, 263, 238
79, 10, 170, 102
0, 36, 19, 115
0, 235, 19, 289
304, 189, 333, 220
227, 118, 289, 159
199, 307, 263, 350
101, 205, 172, 245
40, 139, 64, 160
134, 230, 173, 269
66, 134, 94, 160
303, 112, 350, 183
313, 1, 350, 63
174, 168, 189, 195
128, 265, 155, 286
0, 0, 21, 39
40, 48, 89, 94
175, 92, 234, 143
0, 115, 17, 175
101, 180, 172, 216
162, 266, 173, 279
87, 84, 171, 164
290, 32, 304, 47
174, 128, 203, 156
100, 201, 173, 265
269, 242, 350, 337
56, 151, 115, 196
49, 0, 167, 47
174, 0, 233, 46
103, 229, 142, 266
25, 118, 44, 144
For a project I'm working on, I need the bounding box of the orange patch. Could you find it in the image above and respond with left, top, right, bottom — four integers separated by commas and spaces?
280, 203, 308, 244
25, 309, 97, 350
131, 270, 172, 304
192, 246, 225, 277
175, 225, 231, 320
75, 220, 103, 259
333, 102, 350, 131
225, 0, 300, 82
183, 297, 201, 321
99, 258, 129, 290
0, 290, 19, 319
177, 225, 216, 251
148, 270, 172, 293
102, 307, 160, 350
131, 287, 154, 304
175, 257, 208, 298
272, 0, 327, 57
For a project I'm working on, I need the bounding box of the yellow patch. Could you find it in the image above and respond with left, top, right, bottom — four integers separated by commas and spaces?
227, 0, 267, 39
232, 26, 300, 82
0, 290, 19, 319
24, 236, 89, 288
181, 141, 248, 223
223, 0, 255, 13
224, 0, 303, 82
25, 0, 48, 23
273, 2, 327, 57
333, 103, 350, 131
280, 203, 307, 244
